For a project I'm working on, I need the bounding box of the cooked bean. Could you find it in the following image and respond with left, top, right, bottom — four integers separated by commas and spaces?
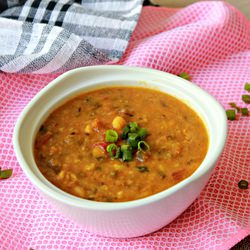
112, 116, 126, 130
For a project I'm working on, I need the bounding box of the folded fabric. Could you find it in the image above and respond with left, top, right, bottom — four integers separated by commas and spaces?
0, 0, 143, 73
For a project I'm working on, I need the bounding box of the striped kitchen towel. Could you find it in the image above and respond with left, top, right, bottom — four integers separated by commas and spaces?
0, 0, 143, 73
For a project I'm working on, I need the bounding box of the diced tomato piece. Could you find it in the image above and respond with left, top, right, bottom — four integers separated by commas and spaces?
93, 142, 109, 151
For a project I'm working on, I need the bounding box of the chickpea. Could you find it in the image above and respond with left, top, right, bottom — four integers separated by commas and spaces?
92, 146, 105, 159
85, 163, 95, 171
84, 124, 92, 134
57, 170, 65, 180
73, 186, 85, 197
69, 173, 77, 182
113, 164, 124, 171
117, 191, 123, 199
112, 116, 126, 130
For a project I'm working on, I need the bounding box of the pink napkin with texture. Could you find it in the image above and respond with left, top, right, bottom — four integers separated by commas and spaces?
1, 2, 250, 249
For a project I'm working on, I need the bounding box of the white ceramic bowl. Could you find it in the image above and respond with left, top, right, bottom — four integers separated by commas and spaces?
13, 66, 227, 238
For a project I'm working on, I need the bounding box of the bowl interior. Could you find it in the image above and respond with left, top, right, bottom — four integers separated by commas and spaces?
13, 66, 227, 209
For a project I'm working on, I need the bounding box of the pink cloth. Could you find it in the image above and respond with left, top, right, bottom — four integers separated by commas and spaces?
1, 2, 250, 249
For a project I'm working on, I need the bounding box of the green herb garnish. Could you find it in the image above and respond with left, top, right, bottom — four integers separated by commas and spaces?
244, 83, 250, 92
226, 83, 250, 121
121, 122, 150, 161
242, 95, 250, 104
178, 72, 191, 80
121, 125, 130, 139
121, 144, 133, 161
106, 143, 120, 158
241, 108, 249, 116
104, 121, 150, 162
229, 102, 241, 112
129, 122, 138, 132
105, 129, 118, 143
0, 169, 13, 179
226, 109, 236, 120
128, 133, 141, 149
138, 141, 150, 152
137, 128, 148, 139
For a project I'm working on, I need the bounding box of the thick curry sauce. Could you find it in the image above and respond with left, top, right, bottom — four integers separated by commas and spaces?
34, 87, 209, 202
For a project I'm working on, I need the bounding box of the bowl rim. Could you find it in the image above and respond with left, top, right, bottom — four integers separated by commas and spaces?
13, 65, 228, 211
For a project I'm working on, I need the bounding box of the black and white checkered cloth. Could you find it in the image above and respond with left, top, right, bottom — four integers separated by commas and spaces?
0, 0, 143, 73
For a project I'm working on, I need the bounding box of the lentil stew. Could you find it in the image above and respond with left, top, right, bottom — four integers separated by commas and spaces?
34, 87, 209, 202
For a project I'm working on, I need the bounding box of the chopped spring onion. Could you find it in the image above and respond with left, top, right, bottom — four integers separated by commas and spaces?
121, 125, 130, 140
226, 109, 236, 120
229, 102, 241, 112
121, 144, 133, 161
128, 133, 141, 149
136, 166, 149, 172
122, 122, 148, 140
105, 129, 118, 143
104, 120, 150, 162
106, 143, 120, 158
178, 72, 191, 80
241, 108, 249, 116
135, 150, 144, 162
137, 128, 148, 139
242, 95, 250, 104
129, 122, 138, 132
238, 180, 248, 189
138, 141, 150, 152
244, 83, 250, 92
0, 169, 13, 179
225, 84, 250, 121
